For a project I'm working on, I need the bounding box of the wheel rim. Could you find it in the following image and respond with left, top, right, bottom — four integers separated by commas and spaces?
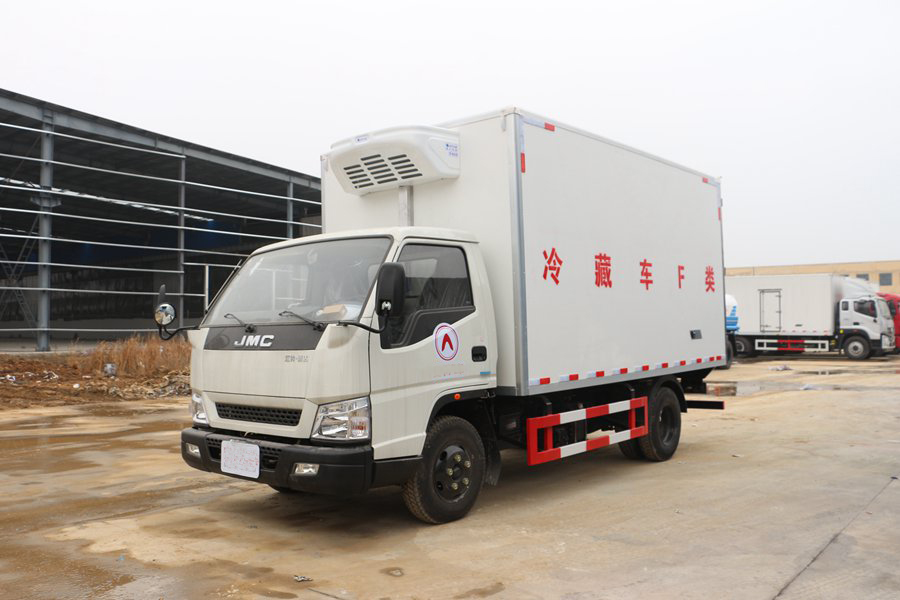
736, 339, 746, 353
433, 443, 473, 502
847, 340, 863, 357
658, 404, 677, 446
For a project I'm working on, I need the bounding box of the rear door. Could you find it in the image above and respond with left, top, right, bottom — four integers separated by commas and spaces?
760, 289, 782, 332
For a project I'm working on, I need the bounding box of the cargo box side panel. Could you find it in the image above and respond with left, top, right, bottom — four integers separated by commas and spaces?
725, 274, 835, 336
519, 121, 725, 392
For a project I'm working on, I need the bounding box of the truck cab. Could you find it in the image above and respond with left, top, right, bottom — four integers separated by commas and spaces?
838, 295, 896, 358
180, 227, 497, 499
877, 292, 900, 353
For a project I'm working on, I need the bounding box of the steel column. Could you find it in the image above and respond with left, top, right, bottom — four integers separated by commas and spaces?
35, 114, 57, 351
286, 181, 294, 239
178, 158, 186, 328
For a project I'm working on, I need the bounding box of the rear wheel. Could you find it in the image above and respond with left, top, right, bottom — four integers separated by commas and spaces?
638, 387, 682, 462
734, 336, 753, 356
618, 438, 645, 460
843, 336, 870, 360
401, 416, 486, 524
718, 340, 734, 370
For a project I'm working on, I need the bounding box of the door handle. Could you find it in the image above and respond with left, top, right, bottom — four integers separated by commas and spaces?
472, 346, 487, 362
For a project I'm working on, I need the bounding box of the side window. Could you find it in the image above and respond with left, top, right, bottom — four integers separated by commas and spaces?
383, 244, 474, 348
854, 299, 876, 318
841, 300, 848, 311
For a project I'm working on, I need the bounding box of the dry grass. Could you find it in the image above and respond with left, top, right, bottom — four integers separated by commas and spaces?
72, 335, 191, 378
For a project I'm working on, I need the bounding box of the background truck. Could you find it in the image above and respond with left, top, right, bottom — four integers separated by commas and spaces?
725, 274, 895, 359
158, 108, 727, 523
878, 292, 900, 353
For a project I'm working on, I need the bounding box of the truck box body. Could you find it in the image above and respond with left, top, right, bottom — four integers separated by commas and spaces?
724, 274, 873, 337
324, 108, 727, 395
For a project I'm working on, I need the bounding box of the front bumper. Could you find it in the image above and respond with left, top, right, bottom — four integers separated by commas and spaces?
181, 428, 419, 495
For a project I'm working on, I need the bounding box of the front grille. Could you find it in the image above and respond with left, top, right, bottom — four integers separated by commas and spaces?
215, 403, 301, 426
206, 438, 282, 471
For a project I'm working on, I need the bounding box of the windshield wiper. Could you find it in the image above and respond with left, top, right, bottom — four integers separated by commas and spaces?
278, 309, 389, 334
278, 310, 328, 331
224, 312, 256, 333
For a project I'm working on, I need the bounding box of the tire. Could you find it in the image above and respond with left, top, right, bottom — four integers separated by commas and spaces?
638, 386, 682, 462
268, 485, 300, 494
843, 336, 870, 360
718, 340, 734, 370
734, 336, 753, 357
401, 416, 486, 524
618, 438, 645, 460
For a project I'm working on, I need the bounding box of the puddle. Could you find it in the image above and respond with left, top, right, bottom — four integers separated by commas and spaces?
707, 380, 900, 396
796, 369, 900, 376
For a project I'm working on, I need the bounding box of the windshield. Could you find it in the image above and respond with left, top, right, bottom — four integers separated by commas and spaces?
204, 236, 392, 327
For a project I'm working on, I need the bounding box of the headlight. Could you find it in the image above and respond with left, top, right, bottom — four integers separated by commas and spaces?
190, 391, 209, 425
312, 397, 370, 441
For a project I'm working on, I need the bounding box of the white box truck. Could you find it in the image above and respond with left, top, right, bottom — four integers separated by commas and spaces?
725, 274, 895, 359
155, 108, 727, 523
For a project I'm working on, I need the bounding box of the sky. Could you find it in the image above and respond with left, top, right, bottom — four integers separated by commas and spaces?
3, 0, 898, 267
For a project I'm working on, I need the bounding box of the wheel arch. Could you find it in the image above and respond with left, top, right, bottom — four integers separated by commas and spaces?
651, 376, 686, 413
428, 391, 501, 486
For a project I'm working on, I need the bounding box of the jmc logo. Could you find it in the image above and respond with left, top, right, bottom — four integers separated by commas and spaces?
233, 334, 275, 348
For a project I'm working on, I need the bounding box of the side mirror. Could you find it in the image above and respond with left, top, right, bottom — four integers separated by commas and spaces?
154, 284, 176, 326
155, 303, 176, 327
375, 262, 405, 317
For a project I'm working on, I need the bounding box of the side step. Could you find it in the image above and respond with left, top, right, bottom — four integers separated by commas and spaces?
526, 397, 648, 466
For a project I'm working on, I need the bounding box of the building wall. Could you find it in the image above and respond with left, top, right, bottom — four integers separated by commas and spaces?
726, 260, 900, 294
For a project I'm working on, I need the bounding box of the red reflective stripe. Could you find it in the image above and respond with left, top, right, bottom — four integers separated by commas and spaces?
595, 370, 605, 377
696, 358, 702, 363
680, 360, 686, 366
569, 374, 579, 381
716, 355, 722, 361
620, 367, 628, 374
520, 152, 526, 173
586, 437, 610, 451
662, 362, 669, 368
642, 365, 650, 371
703, 177, 709, 183
544, 122, 556, 131
718, 207, 722, 221
585, 404, 610, 418
709, 356, 715, 362
539, 377, 551, 385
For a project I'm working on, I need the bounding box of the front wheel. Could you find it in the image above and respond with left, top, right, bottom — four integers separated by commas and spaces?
843, 336, 870, 360
638, 386, 682, 462
401, 416, 486, 524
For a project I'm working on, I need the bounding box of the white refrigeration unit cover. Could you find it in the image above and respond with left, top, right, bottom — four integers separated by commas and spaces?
328, 126, 460, 196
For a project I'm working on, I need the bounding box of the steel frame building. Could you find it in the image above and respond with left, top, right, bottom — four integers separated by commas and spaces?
0, 89, 321, 350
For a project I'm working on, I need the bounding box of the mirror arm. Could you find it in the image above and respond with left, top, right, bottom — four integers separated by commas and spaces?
157, 323, 199, 340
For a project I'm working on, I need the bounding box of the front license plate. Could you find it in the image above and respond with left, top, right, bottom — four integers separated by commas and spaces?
221, 440, 260, 479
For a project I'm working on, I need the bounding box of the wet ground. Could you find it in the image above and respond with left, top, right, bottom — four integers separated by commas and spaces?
1, 355, 899, 599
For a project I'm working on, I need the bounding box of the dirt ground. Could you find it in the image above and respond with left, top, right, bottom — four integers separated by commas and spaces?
1, 355, 899, 599
0, 353, 189, 409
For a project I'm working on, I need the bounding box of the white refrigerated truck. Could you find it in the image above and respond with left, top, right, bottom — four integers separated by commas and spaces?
725, 274, 895, 359
155, 108, 727, 523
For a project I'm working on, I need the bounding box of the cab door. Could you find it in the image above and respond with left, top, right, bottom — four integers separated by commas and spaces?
368, 241, 492, 460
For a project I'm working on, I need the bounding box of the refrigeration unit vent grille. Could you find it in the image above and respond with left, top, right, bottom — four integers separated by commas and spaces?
343, 153, 423, 190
